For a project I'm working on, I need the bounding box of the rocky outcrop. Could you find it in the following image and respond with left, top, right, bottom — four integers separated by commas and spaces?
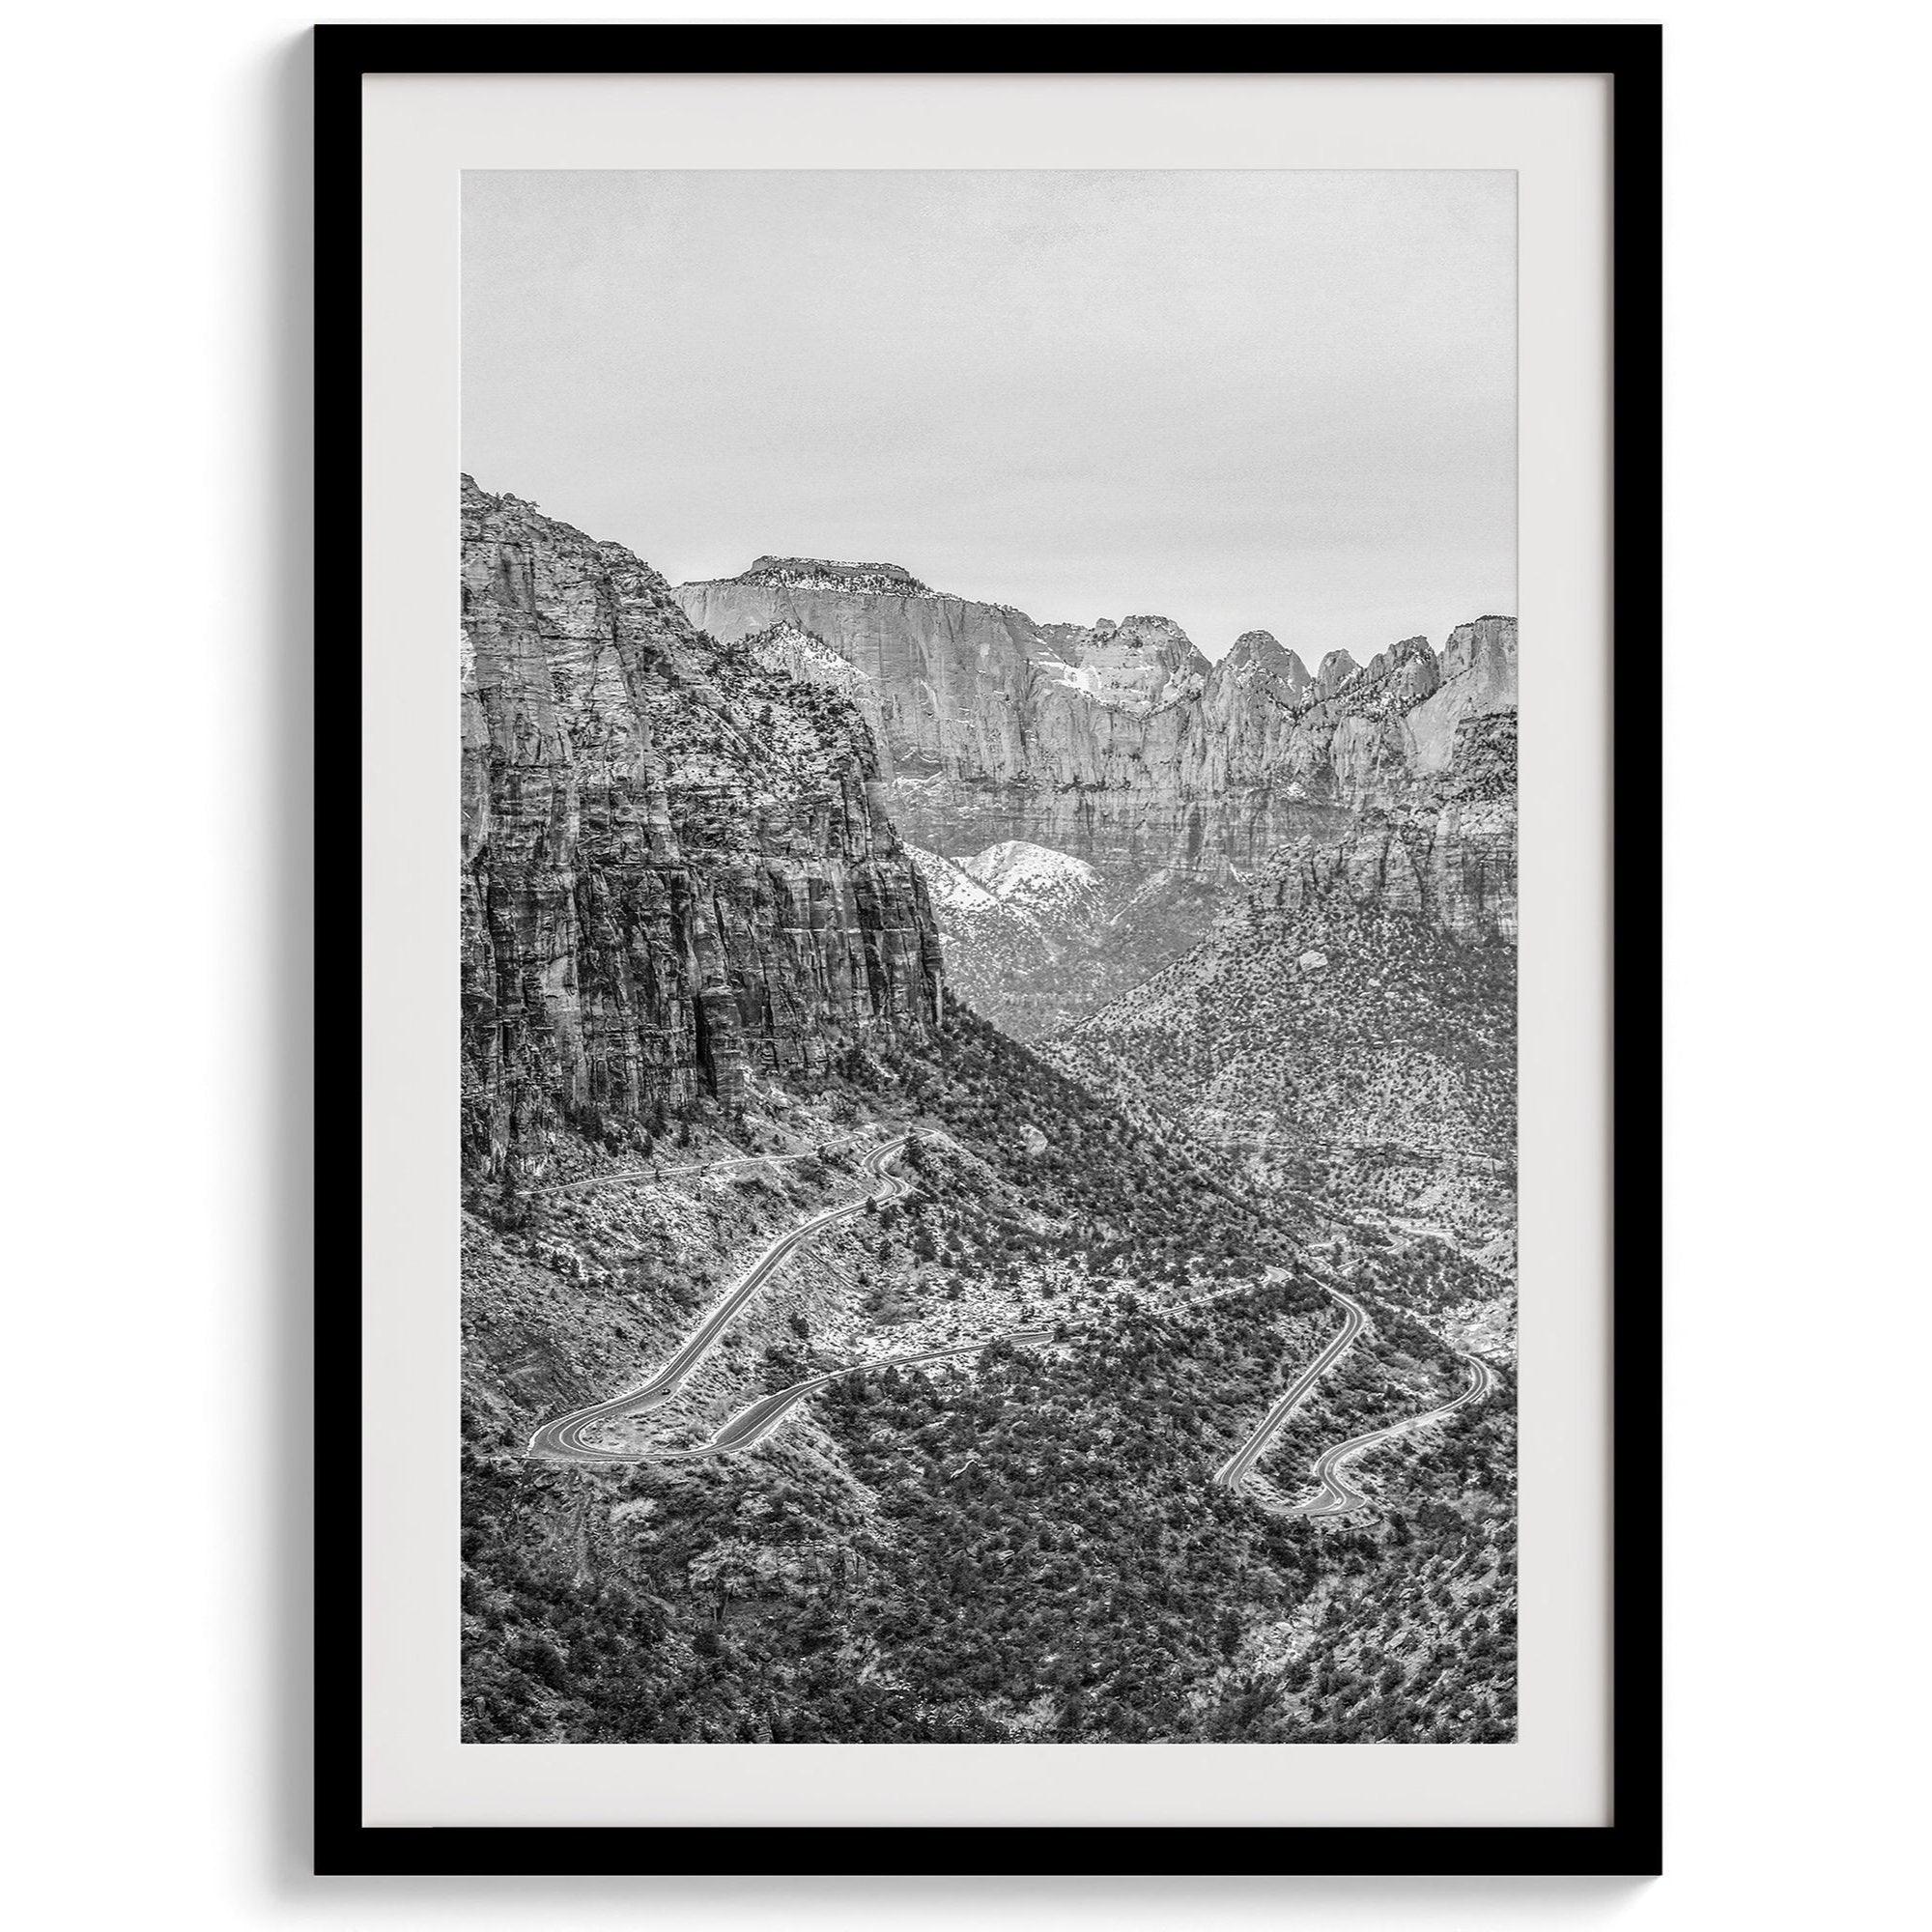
1400, 617, 1518, 771
738, 556, 932, 596
462, 481, 943, 1179
1313, 649, 1361, 700
674, 564, 1516, 876
1246, 711, 1518, 946
1222, 630, 1312, 702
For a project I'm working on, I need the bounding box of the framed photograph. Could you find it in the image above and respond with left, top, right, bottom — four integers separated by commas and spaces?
325, 24, 1660, 1874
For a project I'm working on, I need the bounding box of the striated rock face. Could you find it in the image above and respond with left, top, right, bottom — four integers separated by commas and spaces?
674, 564, 1516, 873
461, 481, 943, 1179
1246, 712, 1518, 945
1400, 617, 1518, 772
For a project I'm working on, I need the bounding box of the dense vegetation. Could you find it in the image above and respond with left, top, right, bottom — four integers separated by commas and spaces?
462, 1006, 1516, 1745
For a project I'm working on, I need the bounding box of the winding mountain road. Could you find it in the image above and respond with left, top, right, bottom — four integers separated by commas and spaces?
1209, 1283, 1370, 1492
527, 1136, 914, 1463
1211, 1270, 1494, 1519
1287, 1351, 1495, 1520
527, 1129, 1493, 1497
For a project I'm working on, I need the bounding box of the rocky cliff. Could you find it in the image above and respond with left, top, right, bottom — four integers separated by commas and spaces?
1245, 710, 1518, 947
1049, 710, 1518, 1268
461, 481, 943, 1179
674, 562, 1515, 873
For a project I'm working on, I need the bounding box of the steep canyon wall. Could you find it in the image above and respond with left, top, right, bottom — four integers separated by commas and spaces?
675, 567, 1517, 876
461, 482, 943, 1179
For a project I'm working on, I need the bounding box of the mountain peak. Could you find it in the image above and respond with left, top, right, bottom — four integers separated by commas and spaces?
1313, 648, 1362, 698
1224, 629, 1313, 698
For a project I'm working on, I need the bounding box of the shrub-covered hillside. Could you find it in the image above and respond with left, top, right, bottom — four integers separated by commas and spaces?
462, 1005, 1514, 1745
1052, 869, 1516, 1288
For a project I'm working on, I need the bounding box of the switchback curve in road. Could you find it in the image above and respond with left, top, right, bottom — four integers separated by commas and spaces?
1209, 1282, 1369, 1493
526, 1136, 914, 1463
1284, 1351, 1495, 1520
1212, 1269, 1496, 1520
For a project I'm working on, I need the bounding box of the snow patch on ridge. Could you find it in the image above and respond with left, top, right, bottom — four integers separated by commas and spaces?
910, 838, 1104, 934
907, 845, 1008, 922
747, 622, 865, 695
959, 840, 1102, 919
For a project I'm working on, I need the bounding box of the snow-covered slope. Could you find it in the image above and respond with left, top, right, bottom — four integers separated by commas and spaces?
908, 838, 1217, 1042
958, 840, 1102, 922
907, 845, 1024, 929
746, 620, 868, 696
907, 845, 1053, 1027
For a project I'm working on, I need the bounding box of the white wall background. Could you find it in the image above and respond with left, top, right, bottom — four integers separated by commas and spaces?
2, 1, 1925, 1925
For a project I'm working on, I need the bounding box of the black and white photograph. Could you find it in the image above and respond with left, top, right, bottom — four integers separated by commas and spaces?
458, 166, 1520, 1747
22, 0, 1932, 1914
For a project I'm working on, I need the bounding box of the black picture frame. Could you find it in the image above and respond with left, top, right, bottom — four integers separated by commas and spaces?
317, 22, 1661, 1879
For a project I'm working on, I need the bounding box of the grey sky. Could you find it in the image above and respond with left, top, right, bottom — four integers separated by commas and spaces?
463, 170, 1514, 663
